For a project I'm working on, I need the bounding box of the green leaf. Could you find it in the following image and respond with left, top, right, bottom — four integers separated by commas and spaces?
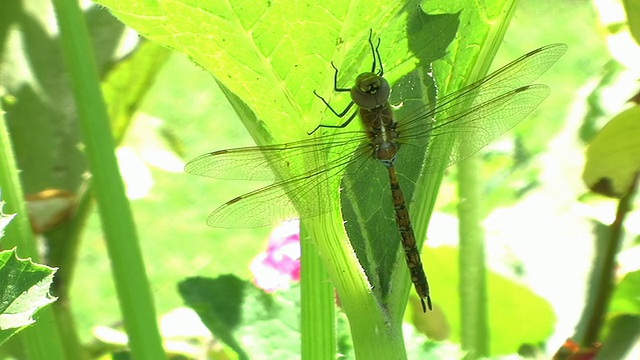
1, 3, 126, 195
101, 40, 173, 143
178, 275, 301, 359
0, 201, 16, 238
0, 248, 57, 346
96, 0, 443, 142
583, 105, 640, 197
610, 270, 640, 315
424, 246, 555, 355
596, 314, 640, 359
623, 0, 640, 45
1, 74, 66, 358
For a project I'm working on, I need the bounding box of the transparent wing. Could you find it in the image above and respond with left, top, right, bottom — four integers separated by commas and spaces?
185, 131, 366, 181
433, 43, 567, 112
188, 44, 566, 228
394, 43, 566, 170
401, 84, 550, 171
204, 143, 371, 228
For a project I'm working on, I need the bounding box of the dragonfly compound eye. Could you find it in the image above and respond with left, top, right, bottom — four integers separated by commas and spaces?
351, 73, 391, 109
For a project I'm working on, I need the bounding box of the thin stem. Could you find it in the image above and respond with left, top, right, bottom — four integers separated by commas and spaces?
580, 173, 639, 345
51, 0, 165, 358
1, 103, 66, 360
300, 220, 336, 359
458, 157, 489, 359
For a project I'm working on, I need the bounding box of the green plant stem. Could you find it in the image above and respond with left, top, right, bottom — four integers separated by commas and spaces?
50, 41, 171, 301
300, 220, 336, 359
49, 186, 93, 299
457, 157, 489, 359
1, 107, 66, 360
51, 0, 165, 358
452, 3, 518, 358
308, 212, 408, 360
0, 118, 39, 258
580, 174, 639, 346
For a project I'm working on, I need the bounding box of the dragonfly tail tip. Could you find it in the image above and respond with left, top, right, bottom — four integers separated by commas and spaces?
421, 296, 433, 313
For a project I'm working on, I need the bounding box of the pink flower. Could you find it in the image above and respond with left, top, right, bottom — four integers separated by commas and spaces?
251, 220, 300, 292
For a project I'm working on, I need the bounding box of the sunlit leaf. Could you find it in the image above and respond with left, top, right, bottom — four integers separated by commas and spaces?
583, 105, 640, 197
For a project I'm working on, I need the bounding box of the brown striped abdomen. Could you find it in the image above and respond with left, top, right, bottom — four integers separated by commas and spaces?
387, 166, 432, 312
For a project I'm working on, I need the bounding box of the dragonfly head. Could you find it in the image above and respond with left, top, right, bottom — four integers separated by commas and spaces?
351, 72, 391, 110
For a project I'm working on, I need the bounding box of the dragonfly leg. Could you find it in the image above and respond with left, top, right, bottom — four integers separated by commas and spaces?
308, 103, 358, 134
367, 29, 383, 75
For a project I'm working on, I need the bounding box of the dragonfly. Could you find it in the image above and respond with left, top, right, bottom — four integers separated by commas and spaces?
186, 32, 567, 312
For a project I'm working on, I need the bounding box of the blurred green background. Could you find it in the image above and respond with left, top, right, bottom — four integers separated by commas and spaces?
3, 0, 635, 356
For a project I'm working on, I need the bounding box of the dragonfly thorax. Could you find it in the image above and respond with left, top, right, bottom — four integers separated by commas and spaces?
360, 102, 399, 168
350, 72, 391, 110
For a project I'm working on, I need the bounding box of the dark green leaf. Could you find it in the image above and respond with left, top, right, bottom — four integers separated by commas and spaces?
178, 275, 300, 359
0, 249, 57, 346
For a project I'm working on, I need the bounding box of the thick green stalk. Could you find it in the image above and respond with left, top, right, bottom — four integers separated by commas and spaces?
1, 107, 66, 360
457, 158, 489, 359
453, 2, 519, 358
308, 212, 408, 360
300, 220, 336, 359
50, 0, 165, 358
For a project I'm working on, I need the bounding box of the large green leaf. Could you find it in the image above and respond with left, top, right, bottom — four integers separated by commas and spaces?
0, 248, 57, 346
178, 275, 300, 359
583, 105, 640, 197
95, 0, 457, 307
96, 0, 434, 143
1, 1, 127, 195
424, 246, 555, 355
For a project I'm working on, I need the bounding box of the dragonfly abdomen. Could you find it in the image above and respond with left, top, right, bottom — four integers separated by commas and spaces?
387, 166, 432, 312
361, 96, 432, 311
